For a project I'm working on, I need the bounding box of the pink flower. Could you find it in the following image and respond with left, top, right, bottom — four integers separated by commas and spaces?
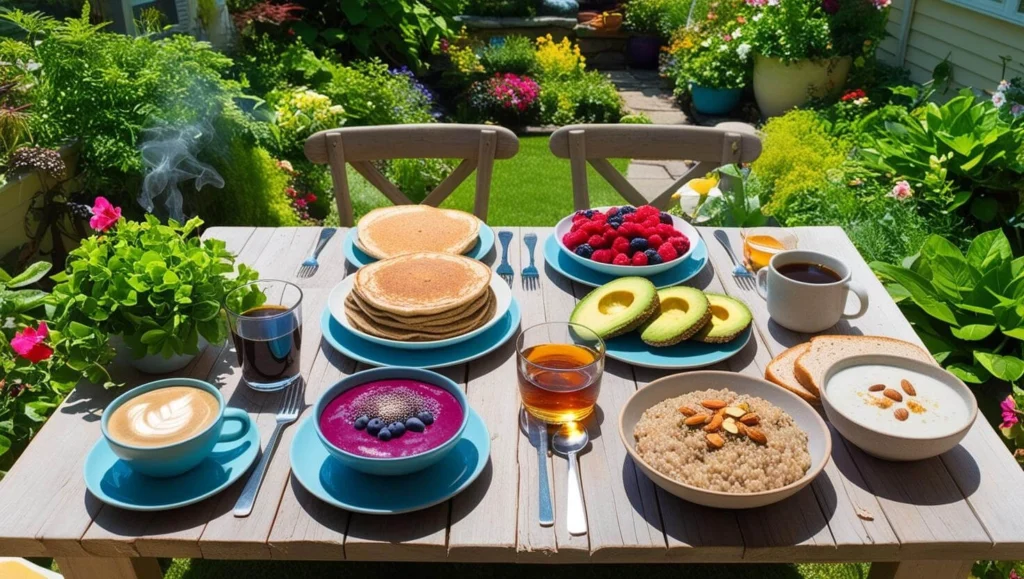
1002, 397, 1019, 429
11, 322, 53, 364
295, 198, 307, 208
872, 0, 890, 9
723, 33, 732, 41
888, 180, 913, 200
992, 92, 1006, 108
1011, 103, 1024, 117
707, 11, 716, 19
89, 197, 121, 232
1010, 570, 1020, 579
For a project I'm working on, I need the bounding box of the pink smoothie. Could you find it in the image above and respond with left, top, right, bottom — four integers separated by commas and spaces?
319, 379, 464, 458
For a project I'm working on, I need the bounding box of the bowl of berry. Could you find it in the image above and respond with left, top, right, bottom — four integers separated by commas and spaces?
557, 205, 698, 276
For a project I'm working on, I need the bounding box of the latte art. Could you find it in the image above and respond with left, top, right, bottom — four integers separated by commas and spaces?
108, 386, 220, 447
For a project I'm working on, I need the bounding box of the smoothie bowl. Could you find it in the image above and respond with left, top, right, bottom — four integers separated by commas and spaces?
314, 367, 469, 476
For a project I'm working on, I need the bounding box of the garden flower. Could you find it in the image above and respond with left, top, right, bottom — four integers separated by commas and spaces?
11, 322, 53, 364
997, 79, 1010, 92
707, 11, 716, 19
723, 34, 732, 42
888, 180, 913, 200
1011, 103, 1024, 117
736, 15, 746, 23
89, 197, 121, 232
841, 89, 867, 102
305, 193, 317, 203
277, 159, 294, 173
1010, 570, 1020, 579
1002, 397, 1019, 429
992, 92, 1006, 108
737, 43, 752, 60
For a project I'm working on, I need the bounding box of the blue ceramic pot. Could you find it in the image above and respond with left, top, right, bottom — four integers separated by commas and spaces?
690, 84, 743, 116
313, 367, 470, 476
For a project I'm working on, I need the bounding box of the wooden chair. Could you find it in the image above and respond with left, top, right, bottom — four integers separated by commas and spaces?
548, 122, 762, 210
304, 124, 520, 226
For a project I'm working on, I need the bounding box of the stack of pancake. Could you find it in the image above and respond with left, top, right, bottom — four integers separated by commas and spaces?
345, 252, 496, 342
356, 206, 481, 260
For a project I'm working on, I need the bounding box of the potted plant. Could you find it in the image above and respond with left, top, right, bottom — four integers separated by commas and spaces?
463, 73, 541, 129
679, 32, 752, 115
51, 198, 261, 374
623, 0, 665, 69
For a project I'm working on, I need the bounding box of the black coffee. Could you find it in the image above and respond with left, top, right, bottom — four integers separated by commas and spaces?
777, 262, 841, 284
231, 305, 302, 386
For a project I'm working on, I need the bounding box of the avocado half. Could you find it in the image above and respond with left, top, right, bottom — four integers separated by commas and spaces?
570, 277, 659, 340
639, 286, 712, 347
692, 293, 752, 344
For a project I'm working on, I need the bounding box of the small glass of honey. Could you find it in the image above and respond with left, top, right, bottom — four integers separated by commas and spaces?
516, 322, 605, 424
741, 228, 797, 271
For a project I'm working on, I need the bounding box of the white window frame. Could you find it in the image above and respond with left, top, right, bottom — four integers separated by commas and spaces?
943, 0, 1024, 26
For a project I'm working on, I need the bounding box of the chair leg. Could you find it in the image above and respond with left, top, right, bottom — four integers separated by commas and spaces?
326, 133, 354, 227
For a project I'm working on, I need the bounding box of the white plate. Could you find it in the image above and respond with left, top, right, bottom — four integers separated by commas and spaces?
327, 275, 512, 350
554, 206, 699, 277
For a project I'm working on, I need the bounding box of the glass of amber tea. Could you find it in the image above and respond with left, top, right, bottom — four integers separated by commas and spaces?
741, 228, 798, 271
516, 322, 605, 424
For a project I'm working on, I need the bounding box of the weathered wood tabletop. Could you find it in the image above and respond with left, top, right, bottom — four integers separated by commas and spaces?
1, 226, 1022, 579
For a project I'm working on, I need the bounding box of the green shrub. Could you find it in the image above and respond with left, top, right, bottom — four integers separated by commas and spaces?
320, 59, 436, 126
480, 36, 537, 76
539, 71, 623, 125
198, 140, 300, 227
463, 0, 539, 17
386, 158, 454, 203
624, 0, 668, 36
620, 112, 653, 124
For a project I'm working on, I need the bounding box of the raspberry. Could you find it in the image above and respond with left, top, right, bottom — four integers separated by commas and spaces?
635, 205, 659, 220
642, 217, 660, 229
572, 213, 588, 224
623, 213, 637, 223
612, 237, 631, 254
644, 249, 662, 264
641, 227, 659, 239
631, 252, 648, 266
656, 223, 676, 237
591, 249, 613, 263
570, 222, 582, 232
587, 234, 606, 249
667, 236, 690, 253
562, 233, 579, 250
647, 234, 664, 249
612, 253, 630, 265
618, 222, 638, 238
658, 242, 679, 262
584, 222, 604, 235
602, 229, 618, 245
570, 229, 588, 245
606, 207, 619, 217
592, 212, 608, 223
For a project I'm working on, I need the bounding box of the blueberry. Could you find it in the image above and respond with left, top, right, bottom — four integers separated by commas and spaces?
629, 238, 648, 252
644, 249, 663, 264
609, 221, 620, 229
417, 411, 435, 425
405, 417, 426, 432
574, 244, 594, 259
378, 427, 392, 441
620, 205, 636, 214
354, 415, 369, 430
366, 418, 384, 436
659, 212, 672, 224
583, 209, 595, 218
388, 421, 406, 437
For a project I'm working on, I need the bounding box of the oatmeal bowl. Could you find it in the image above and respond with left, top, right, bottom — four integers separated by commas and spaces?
618, 371, 830, 509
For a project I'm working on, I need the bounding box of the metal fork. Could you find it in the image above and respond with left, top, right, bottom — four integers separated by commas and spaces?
522, 233, 539, 290
297, 228, 337, 278
713, 230, 755, 290
497, 230, 514, 286
233, 378, 304, 517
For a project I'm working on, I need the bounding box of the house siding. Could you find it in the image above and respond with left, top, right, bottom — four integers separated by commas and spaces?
878, 0, 1024, 91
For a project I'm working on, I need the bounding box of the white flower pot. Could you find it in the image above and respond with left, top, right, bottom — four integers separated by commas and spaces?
753, 54, 852, 118
111, 335, 210, 375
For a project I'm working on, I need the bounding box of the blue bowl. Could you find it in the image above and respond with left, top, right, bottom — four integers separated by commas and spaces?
312, 367, 470, 476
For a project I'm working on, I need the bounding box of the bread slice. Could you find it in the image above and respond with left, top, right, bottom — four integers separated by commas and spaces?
765, 343, 818, 404
794, 335, 933, 397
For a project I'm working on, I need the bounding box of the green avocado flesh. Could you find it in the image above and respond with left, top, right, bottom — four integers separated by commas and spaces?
640, 286, 712, 347
570, 277, 659, 339
692, 293, 752, 344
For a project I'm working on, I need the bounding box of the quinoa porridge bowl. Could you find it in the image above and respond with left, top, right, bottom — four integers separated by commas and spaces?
619, 371, 830, 509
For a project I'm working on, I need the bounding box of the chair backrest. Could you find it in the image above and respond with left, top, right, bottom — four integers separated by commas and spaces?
548, 123, 762, 210
304, 124, 520, 226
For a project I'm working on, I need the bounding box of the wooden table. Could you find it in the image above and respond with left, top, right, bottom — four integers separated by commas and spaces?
1, 226, 1022, 579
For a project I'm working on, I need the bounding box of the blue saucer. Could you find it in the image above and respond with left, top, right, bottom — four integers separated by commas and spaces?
319, 299, 521, 369
344, 223, 496, 268
83, 416, 260, 511
543, 234, 708, 289
290, 409, 490, 514
604, 325, 752, 369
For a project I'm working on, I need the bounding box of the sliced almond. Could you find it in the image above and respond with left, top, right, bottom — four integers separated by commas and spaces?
724, 406, 746, 418
736, 422, 747, 436
684, 414, 709, 427
739, 413, 760, 426
894, 408, 909, 421
868, 384, 885, 392
722, 417, 739, 434
704, 414, 724, 433
701, 399, 727, 410
705, 433, 725, 450
900, 379, 917, 397
883, 388, 903, 402
678, 406, 697, 417
746, 427, 768, 445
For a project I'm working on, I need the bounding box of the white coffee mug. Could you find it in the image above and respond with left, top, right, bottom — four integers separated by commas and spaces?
756, 250, 869, 333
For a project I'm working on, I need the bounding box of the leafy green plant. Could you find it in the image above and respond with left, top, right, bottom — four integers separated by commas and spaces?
620, 112, 653, 124
690, 165, 768, 227
51, 212, 262, 360
539, 71, 623, 125
746, 0, 831, 63
624, 0, 667, 36
320, 59, 437, 126
463, 0, 539, 17
677, 31, 751, 90
480, 36, 538, 76
200, 139, 303, 226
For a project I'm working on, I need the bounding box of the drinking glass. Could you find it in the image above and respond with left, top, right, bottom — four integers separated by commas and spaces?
516, 322, 605, 424
226, 280, 303, 392
741, 228, 798, 271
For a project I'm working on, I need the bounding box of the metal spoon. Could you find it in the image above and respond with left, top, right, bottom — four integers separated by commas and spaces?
551, 422, 589, 536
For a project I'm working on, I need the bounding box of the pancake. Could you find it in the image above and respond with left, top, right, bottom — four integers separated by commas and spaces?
355, 252, 492, 316
357, 206, 481, 260
348, 289, 492, 329
344, 290, 497, 341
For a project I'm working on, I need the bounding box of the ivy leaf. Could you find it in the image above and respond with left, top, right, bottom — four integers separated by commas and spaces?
973, 352, 1024, 382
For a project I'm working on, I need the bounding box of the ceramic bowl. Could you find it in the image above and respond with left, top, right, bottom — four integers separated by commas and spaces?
554, 206, 700, 277
313, 367, 470, 476
618, 371, 831, 509
820, 354, 977, 461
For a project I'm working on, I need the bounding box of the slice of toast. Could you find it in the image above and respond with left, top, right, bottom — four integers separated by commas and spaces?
794, 335, 933, 397
765, 343, 818, 404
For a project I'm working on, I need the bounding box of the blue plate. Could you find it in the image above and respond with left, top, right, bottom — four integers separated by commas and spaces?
83, 416, 260, 511
604, 325, 752, 369
344, 223, 496, 268
543, 234, 708, 289
319, 299, 521, 369
290, 409, 490, 514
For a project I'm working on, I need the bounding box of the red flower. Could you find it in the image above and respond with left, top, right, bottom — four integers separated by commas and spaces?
11, 322, 53, 364
304, 193, 317, 203
841, 88, 867, 101
89, 197, 121, 232
295, 198, 307, 208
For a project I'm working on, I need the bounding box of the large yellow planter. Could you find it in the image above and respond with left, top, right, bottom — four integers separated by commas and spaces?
753, 55, 852, 118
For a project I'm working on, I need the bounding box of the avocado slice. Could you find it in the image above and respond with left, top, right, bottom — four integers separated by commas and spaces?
692, 293, 752, 343
639, 287, 712, 347
570, 277, 659, 340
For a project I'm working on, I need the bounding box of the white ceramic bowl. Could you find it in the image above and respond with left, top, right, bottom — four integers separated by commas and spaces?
554, 206, 699, 277
821, 354, 977, 461
327, 275, 512, 350
619, 371, 831, 509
